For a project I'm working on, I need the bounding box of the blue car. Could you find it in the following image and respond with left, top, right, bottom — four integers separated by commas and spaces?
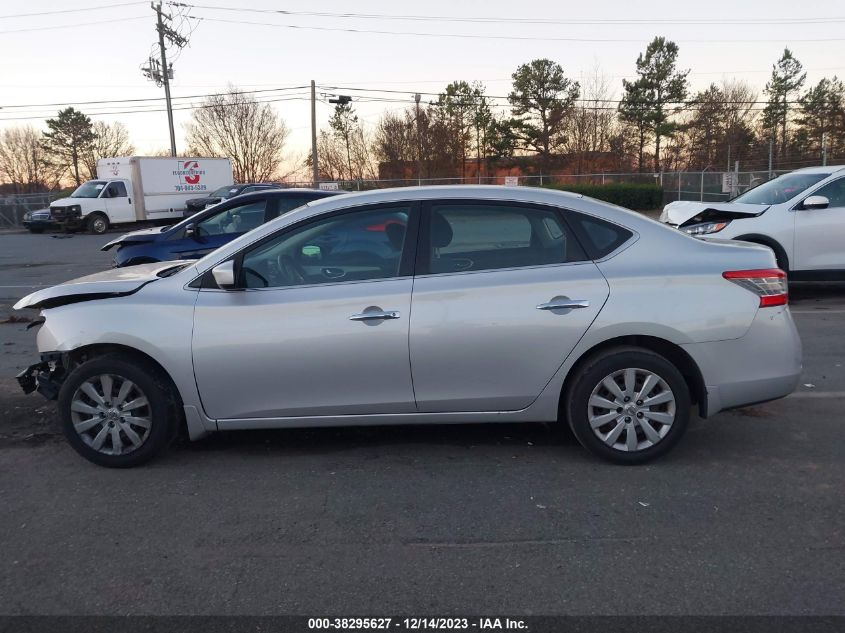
102, 189, 338, 267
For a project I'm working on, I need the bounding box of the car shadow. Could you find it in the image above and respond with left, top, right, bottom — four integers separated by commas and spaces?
183, 421, 580, 457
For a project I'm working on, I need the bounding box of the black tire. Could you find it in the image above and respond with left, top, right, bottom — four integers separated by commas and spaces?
565, 347, 691, 464
28, 228, 45, 234
57, 355, 180, 467
87, 213, 109, 235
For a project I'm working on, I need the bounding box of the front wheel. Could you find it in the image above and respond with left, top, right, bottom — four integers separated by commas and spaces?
57, 356, 179, 467
87, 213, 109, 235
566, 348, 691, 464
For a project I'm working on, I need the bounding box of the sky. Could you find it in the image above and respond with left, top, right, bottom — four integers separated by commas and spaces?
1, 0, 844, 176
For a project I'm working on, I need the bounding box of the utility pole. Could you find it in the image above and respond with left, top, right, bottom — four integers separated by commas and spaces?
822, 132, 828, 166
154, 2, 176, 157
414, 93, 422, 186
144, 2, 186, 157
311, 80, 319, 187
768, 137, 773, 179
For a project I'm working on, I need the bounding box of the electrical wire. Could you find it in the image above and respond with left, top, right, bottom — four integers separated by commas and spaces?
0, 1, 145, 19
0, 15, 148, 35
182, 15, 845, 44
167, 3, 845, 27
180, 15, 845, 44
0, 85, 311, 110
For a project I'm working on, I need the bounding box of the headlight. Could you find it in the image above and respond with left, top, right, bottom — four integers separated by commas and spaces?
681, 221, 730, 236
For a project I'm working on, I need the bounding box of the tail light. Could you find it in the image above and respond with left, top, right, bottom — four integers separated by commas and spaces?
723, 268, 788, 307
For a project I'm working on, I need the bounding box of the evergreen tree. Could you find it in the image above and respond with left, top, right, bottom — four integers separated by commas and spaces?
41, 107, 96, 186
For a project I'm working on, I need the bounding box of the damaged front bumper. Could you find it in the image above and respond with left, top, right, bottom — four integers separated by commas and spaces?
16, 352, 68, 400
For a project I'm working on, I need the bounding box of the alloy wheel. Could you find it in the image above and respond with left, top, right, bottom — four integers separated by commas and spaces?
69, 374, 152, 455
587, 367, 676, 452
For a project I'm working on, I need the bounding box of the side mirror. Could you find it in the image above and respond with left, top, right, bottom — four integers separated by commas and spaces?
211, 260, 238, 290
185, 222, 197, 239
802, 195, 829, 210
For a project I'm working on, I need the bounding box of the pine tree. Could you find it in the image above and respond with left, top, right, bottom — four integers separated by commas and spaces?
618, 37, 689, 172
762, 48, 806, 164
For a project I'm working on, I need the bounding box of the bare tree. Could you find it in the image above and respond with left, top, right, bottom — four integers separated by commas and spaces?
563, 67, 619, 172
0, 125, 61, 192
676, 79, 757, 170
372, 106, 462, 180
81, 121, 135, 180
185, 87, 290, 182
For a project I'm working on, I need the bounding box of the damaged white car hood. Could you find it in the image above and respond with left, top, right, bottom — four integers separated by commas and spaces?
14, 261, 190, 310
660, 201, 769, 226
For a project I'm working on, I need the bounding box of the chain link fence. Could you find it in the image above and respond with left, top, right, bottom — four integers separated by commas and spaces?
0, 170, 791, 228
289, 170, 790, 206
0, 192, 54, 228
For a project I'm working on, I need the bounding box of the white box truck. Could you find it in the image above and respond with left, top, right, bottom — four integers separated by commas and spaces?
48, 156, 233, 234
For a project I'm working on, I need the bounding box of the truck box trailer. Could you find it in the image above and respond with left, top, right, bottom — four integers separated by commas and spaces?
47, 156, 233, 234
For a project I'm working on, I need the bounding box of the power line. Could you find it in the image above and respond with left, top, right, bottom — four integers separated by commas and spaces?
318, 85, 808, 107
0, 85, 310, 110
0, 15, 147, 35
168, 3, 845, 26
181, 14, 845, 44
0, 1, 144, 19
0, 95, 314, 122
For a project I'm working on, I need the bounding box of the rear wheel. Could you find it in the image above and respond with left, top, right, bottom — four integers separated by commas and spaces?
57, 356, 179, 467
87, 213, 109, 235
566, 347, 691, 464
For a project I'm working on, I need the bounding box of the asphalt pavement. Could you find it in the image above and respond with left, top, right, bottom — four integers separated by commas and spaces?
0, 230, 843, 616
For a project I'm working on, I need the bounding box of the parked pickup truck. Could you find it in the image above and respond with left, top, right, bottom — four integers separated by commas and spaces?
48, 156, 233, 234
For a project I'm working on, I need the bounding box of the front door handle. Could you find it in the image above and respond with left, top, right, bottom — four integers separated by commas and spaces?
350, 310, 400, 321
536, 299, 590, 310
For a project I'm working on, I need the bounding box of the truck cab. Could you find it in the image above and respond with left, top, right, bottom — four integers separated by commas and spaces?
50, 179, 135, 234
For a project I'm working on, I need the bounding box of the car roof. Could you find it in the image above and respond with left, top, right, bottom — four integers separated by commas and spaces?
790, 165, 845, 175
185, 184, 675, 273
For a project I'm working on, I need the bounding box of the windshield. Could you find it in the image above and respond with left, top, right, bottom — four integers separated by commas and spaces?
71, 180, 107, 198
733, 173, 829, 205
211, 185, 238, 198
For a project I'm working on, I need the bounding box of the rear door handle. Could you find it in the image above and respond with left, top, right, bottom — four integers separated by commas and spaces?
349, 310, 400, 321
536, 299, 590, 310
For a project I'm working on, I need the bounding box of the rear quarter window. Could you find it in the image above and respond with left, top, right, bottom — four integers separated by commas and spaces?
567, 212, 633, 259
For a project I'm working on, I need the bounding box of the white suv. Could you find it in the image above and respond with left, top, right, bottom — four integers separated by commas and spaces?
661, 165, 845, 280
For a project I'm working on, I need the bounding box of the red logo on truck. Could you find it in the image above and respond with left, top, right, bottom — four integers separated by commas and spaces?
183, 161, 201, 185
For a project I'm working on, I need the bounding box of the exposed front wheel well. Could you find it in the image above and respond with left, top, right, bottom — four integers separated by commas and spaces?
560, 335, 708, 419
66, 344, 185, 436
734, 234, 789, 273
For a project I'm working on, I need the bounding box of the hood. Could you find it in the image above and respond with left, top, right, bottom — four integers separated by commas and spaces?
13, 261, 188, 310
49, 197, 79, 209
101, 226, 167, 251
660, 201, 769, 226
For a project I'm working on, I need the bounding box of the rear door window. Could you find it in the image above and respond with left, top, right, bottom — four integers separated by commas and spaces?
423, 202, 587, 274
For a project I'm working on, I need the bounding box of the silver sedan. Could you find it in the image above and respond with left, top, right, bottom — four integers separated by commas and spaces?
14, 186, 802, 467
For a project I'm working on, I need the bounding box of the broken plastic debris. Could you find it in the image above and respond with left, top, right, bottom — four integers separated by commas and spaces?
803, 383, 815, 388
638, 501, 650, 507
